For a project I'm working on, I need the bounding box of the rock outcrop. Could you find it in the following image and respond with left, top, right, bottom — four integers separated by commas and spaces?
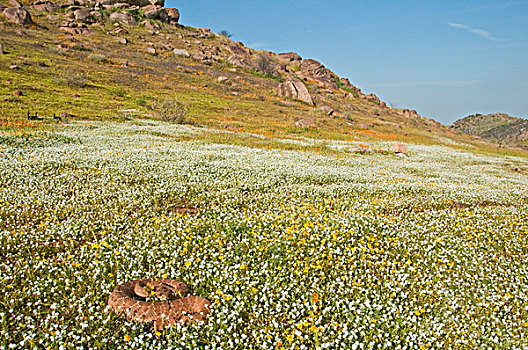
109, 11, 136, 26
276, 77, 314, 105
141, 4, 168, 22
2, 6, 33, 25
297, 59, 338, 90
277, 52, 301, 63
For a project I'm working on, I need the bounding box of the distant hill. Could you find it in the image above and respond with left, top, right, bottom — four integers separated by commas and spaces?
452, 113, 528, 149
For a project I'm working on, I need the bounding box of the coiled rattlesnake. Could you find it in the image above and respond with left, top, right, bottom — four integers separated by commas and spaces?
108, 278, 210, 331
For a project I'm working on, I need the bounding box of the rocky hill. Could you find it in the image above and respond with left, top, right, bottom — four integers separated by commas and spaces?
0, 0, 523, 154
452, 113, 528, 149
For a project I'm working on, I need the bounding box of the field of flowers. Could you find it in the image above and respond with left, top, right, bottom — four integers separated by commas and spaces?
1, 120, 527, 349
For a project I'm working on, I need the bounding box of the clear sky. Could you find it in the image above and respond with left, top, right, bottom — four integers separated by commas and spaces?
166, 0, 528, 124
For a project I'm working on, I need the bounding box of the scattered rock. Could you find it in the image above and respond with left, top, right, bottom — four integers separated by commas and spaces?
146, 47, 156, 55
277, 52, 302, 62
109, 11, 136, 26
9, 64, 20, 70
90, 10, 102, 22
217, 76, 230, 84
380, 101, 387, 108
277, 100, 297, 107
120, 0, 151, 6
276, 77, 314, 105
349, 145, 374, 153
140, 19, 160, 30
393, 143, 407, 155
71, 93, 80, 98
2, 7, 33, 25
60, 111, 75, 118
173, 48, 190, 57
147, 0, 164, 6
112, 2, 131, 9
366, 93, 380, 104
13, 89, 23, 96
0, 43, 3, 55
32, 0, 58, 12
227, 42, 247, 56
119, 36, 127, 45
46, 14, 59, 21
227, 55, 253, 69
318, 105, 334, 116
295, 118, 316, 128
9, 0, 22, 8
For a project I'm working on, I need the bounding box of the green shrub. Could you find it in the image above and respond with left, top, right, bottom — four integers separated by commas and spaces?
149, 97, 188, 124
110, 88, 127, 97
219, 30, 232, 38
88, 54, 108, 64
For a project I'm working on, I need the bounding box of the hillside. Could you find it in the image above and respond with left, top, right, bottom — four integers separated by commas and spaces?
1, 0, 520, 155
452, 113, 528, 150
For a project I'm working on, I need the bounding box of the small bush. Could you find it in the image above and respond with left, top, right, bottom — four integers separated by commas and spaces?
136, 98, 147, 106
88, 54, 108, 64
55, 71, 89, 88
126, 8, 143, 22
256, 53, 276, 76
110, 88, 127, 97
149, 97, 188, 124
219, 30, 232, 38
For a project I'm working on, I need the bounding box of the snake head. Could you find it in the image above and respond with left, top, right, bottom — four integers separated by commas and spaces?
133, 281, 149, 298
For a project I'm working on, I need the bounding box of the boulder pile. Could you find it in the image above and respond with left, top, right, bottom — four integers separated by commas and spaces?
1, 0, 180, 30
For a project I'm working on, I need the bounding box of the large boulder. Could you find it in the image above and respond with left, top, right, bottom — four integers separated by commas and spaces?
74, 8, 94, 23
295, 118, 316, 128
276, 77, 314, 105
277, 52, 301, 63
109, 11, 136, 26
141, 4, 168, 22
227, 42, 247, 56
227, 54, 253, 70
173, 48, 190, 57
393, 144, 407, 155
2, 7, 33, 25
298, 59, 338, 90
166, 7, 178, 23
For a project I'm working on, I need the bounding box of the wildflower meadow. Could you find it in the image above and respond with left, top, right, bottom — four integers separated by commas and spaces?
1, 120, 527, 349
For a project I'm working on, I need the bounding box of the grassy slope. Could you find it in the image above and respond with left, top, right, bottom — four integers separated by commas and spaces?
1, 8, 526, 159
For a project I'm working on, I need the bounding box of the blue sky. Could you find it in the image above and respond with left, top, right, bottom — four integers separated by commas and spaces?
166, 0, 528, 124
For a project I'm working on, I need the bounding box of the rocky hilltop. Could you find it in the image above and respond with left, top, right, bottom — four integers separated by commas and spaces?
452, 113, 528, 149
0, 0, 505, 152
